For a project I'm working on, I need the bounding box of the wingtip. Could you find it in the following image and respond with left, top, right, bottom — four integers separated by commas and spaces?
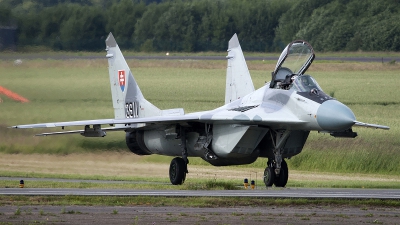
105, 32, 117, 48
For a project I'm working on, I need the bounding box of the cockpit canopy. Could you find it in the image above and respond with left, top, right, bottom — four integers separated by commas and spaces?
269, 40, 333, 103
270, 40, 315, 89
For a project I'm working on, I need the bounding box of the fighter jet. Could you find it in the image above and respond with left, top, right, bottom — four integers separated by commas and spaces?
12, 33, 389, 187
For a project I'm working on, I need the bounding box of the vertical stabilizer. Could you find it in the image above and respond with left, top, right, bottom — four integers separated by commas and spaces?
105, 33, 161, 122
225, 34, 255, 104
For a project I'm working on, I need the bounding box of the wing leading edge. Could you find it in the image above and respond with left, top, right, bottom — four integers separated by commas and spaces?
11, 110, 308, 136
11, 114, 200, 129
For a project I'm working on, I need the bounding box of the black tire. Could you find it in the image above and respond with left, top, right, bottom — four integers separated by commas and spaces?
274, 159, 288, 187
263, 165, 275, 187
169, 157, 187, 185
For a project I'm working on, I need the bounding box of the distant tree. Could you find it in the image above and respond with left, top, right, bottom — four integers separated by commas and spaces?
0, 5, 12, 25
276, 0, 400, 51
274, 0, 332, 45
153, 2, 198, 51
9, 0, 42, 14
59, 5, 106, 50
9, 0, 400, 52
16, 12, 41, 46
293, 1, 343, 50
105, 0, 146, 49
134, 2, 172, 51
37, 4, 73, 49
196, 0, 229, 51
0, 0, 23, 9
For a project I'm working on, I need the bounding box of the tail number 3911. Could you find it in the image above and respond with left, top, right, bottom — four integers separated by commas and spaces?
126, 102, 139, 118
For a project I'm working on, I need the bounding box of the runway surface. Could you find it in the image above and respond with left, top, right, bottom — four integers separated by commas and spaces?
2, 178, 399, 224
1, 187, 400, 199
1, 54, 399, 62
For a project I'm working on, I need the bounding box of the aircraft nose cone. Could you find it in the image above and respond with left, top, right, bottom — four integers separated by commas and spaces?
317, 100, 355, 131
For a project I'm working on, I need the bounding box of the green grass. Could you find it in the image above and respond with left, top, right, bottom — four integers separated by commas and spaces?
1, 195, 399, 208
289, 132, 400, 175
0, 59, 399, 176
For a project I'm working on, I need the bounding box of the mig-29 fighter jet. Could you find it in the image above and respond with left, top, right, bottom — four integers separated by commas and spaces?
12, 33, 389, 187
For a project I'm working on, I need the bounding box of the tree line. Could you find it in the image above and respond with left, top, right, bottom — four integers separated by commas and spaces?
1, 0, 399, 52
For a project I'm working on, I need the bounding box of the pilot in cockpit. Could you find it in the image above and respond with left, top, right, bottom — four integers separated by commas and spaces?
281, 74, 296, 90
301, 76, 310, 86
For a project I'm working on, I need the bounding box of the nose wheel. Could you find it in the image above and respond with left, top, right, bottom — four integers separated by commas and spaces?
263, 162, 275, 187
263, 159, 288, 187
169, 157, 187, 185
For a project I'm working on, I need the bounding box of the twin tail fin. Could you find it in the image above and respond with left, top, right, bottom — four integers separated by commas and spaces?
225, 34, 255, 104
105, 33, 162, 121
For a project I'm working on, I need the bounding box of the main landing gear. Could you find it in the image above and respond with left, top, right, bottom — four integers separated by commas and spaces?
169, 157, 187, 185
169, 126, 189, 185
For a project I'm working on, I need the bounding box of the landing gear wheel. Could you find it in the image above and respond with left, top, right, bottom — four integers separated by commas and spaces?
263, 165, 275, 187
169, 157, 187, 185
273, 159, 288, 187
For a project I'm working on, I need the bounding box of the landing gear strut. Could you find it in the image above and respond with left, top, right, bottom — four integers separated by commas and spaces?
264, 130, 291, 187
274, 159, 288, 187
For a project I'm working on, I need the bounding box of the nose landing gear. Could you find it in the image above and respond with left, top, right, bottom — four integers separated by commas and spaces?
264, 130, 290, 188
263, 159, 288, 187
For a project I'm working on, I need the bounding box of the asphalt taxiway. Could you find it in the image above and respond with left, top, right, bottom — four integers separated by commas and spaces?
2, 178, 399, 224
1, 177, 399, 199
1, 188, 400, 199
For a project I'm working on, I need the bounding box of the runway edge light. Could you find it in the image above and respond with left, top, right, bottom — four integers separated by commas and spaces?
244, 178, 249, 189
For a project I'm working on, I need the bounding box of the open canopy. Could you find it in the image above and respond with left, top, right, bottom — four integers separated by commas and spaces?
270, 40, 315, 88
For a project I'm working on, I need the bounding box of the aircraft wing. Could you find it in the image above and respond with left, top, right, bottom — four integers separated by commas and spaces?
34, 127, 130, 136
353, 121, 390, 130
11, 109, 307, 136
11, 114, 200, 129
11, 115, 200, 136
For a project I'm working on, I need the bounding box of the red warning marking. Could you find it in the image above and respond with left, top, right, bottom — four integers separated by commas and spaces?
0, 86, 29, 103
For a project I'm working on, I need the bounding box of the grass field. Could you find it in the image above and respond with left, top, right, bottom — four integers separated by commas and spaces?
1, 152, 400, 189
0, 57, 399, 184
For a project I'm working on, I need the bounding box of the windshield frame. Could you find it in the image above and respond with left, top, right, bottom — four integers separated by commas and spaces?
291, 75, 323, 92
